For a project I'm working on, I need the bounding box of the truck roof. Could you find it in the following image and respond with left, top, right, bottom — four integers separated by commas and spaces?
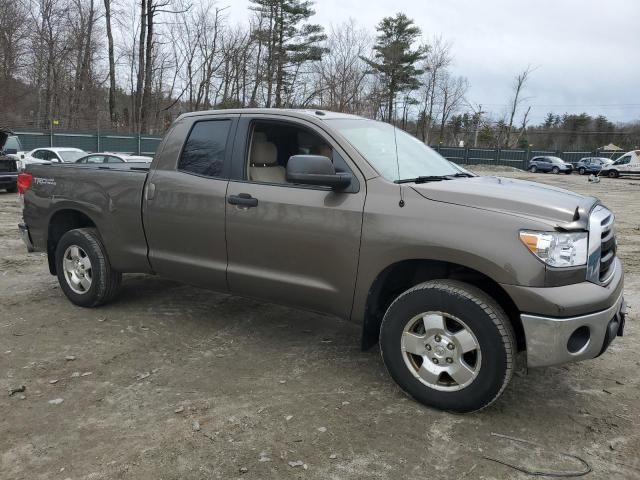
177, 108, 364, 122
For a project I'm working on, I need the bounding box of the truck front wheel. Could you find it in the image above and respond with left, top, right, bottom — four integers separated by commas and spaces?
380, 280, 515, 413
55, 228, 122, 307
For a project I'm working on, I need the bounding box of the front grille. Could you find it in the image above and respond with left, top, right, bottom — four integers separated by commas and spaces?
587, 206, 616, 285
599, 213, 616, 282
0, 158, 17, 172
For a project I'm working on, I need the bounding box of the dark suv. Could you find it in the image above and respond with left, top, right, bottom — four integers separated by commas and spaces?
576, 157, 613, 175
0, 128, 19, 193
528, 156, 573, 174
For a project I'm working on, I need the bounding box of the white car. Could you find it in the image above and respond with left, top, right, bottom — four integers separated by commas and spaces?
74, 153, 153, 164
20, 147, 87, 170
600, 150, 640, 178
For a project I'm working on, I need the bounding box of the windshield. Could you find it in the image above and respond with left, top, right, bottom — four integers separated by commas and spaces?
58, 150, 85, 162
549, 157, 565, 164
326, 118, 460, 181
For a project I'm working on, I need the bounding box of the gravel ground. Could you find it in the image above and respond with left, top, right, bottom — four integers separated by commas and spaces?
1, 170, 639, 479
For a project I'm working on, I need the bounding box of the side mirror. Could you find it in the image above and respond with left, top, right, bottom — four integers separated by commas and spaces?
20, 154, 25, 159
286, 155, 352, 191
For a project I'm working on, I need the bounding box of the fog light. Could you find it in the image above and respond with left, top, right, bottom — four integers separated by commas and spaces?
567, 326, 590, 354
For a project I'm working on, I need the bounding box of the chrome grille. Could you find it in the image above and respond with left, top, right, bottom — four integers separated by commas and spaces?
587, 206, 617, 285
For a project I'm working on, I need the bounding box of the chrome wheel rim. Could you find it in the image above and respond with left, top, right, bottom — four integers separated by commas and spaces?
401, 312, 481, 392
62, 245, 93, 294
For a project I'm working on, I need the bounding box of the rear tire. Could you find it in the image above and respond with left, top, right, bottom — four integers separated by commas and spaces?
552, 166, 560, 174
530, 165, 537, 173
379, 280, 515, 413
55, 228, 122, 307
578, 167, 586, 175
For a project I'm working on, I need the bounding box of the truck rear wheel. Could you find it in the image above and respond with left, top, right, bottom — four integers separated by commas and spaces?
380, 280, 515, 413
55, 228, 121, 307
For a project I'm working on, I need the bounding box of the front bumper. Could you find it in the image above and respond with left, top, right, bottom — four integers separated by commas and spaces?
521, 293, 626, 367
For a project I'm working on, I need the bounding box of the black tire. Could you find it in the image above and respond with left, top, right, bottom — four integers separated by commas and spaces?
6, 186, 17, 193
55, 228, 122, 307
608, 170, 619, 178
380, 280, 515, 413
578, 167, 586, 175
552, 166, 560, 174
565, 170, 572, 175
529, 165, 537, 173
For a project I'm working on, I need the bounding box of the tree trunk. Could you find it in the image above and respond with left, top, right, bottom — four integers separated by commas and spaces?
135, 0, 147, 133
104, 0, 117, 125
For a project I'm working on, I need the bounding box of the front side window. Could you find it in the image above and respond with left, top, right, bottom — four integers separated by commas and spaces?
616, 155, 631, 165
178, 120, 231, 177
326, 118, 458, 181
32, 150, 46, 160
86, 155, 105, 164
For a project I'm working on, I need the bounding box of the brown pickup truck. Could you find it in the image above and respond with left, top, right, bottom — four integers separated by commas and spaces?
18, 109, 626, 412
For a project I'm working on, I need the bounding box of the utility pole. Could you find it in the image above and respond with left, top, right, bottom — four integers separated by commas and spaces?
473, 104, 485, 148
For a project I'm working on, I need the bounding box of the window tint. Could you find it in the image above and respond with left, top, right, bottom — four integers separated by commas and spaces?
617, 155, 631, 165
178, 120, 231, 177
105, 156, 124, 163
86, 155, 105, 164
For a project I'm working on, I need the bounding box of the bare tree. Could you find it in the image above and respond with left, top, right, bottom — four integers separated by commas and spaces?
437, 73, 468, 143
504, 65, 534, 147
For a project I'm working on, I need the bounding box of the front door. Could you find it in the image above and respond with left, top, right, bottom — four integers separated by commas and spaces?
143, 116, 236, 291
225, 115, 366, 319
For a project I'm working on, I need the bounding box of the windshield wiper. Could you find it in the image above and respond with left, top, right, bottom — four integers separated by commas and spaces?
449, 172, 475, 178
394, 175, 454, 184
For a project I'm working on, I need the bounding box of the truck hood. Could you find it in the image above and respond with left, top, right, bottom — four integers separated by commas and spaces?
411, 176, 597, 227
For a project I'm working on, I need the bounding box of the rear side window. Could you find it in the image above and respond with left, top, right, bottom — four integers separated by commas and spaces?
178, 120, 231, 177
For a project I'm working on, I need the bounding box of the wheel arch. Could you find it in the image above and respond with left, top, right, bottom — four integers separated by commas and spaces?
360, 259, 525, 353
47, 209, 97, 274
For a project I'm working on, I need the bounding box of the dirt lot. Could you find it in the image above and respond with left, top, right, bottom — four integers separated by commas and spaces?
1, 170, 639, 480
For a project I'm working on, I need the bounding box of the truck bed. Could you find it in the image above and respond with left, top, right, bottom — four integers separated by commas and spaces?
23, 162, 153, 274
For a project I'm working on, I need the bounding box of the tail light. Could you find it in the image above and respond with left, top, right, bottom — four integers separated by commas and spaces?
17, 172, 33, 194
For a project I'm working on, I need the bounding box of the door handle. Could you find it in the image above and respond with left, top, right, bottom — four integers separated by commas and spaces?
228, 193, 258, 208
146, 182, 156, 200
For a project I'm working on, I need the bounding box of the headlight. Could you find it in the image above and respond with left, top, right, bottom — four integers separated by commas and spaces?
519, 231, 588, 267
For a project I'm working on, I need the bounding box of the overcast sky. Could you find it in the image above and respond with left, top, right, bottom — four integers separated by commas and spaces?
228, 0, 640, 124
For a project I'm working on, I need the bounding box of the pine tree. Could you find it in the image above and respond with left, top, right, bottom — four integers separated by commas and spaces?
250, 0, 326, 107
362, 13, 426, 122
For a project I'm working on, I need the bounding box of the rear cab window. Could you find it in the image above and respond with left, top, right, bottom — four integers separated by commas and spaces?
178, 120, 232, 177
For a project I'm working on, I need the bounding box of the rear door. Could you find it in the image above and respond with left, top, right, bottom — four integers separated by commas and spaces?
224, 114, 366, 319
143, 115, 237, 290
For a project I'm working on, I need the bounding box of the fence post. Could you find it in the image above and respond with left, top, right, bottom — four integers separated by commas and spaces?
137, 135, 141, 155
496, 148, 501, 166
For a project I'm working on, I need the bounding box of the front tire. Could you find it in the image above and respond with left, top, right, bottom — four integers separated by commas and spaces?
6, 186, 17, 193
578, 167, 586, 175
608, 170, 619, 178
529, 165, 537, 173
55, 228, 122, 307
380, 280, 515, 413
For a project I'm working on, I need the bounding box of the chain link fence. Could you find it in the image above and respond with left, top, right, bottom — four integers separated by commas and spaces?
15, 130, 162, 156
433, 146, 626, 169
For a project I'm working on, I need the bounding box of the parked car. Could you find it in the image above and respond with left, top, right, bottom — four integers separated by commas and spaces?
75, 153, 153, 164
575, 157, 613, 175
0, 128, 19, 192
18, 109, 625, 413
599, 150, 640, 178
528, 156, 573, 174
19, 147, 87, 170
